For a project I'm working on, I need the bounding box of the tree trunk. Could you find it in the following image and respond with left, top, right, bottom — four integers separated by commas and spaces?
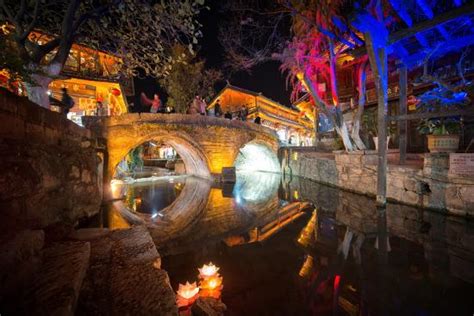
365, 32, 388, 207
351, 62, 368, 150
301, 73, 356, 151
24, 74, 53, 108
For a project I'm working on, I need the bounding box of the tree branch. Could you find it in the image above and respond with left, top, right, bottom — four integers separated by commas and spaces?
18, 0, 39, 43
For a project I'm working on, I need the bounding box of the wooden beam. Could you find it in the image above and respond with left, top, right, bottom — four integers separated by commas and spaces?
398, 66, 408, 164
389, 2, 474, 44
388, 109, 474, 121
350, 3, 474, 57
437, 25, 451, 40
416, 0, 434, 19
389, 0, 413, 26
400, 34, 474, 67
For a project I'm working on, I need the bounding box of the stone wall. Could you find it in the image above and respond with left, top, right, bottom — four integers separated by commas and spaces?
0, 89, 102, 231
283, 148, 474, 216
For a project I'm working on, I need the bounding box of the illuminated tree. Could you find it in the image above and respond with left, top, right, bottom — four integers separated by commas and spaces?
0, 0, 205, 108
159, 44, 223, 113
220, 0, 370, 151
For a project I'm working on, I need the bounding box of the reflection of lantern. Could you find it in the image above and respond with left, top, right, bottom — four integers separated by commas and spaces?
111, 88, 121, 96
176, 281, 199, 307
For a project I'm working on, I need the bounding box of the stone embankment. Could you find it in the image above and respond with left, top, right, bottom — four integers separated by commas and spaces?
0, 226, 178, 315
281, 148, 474, 216
0, 88, 102, 231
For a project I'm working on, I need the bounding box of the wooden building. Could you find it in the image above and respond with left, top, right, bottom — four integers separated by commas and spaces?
209, 84, 314, 146
0, 30, 133, 126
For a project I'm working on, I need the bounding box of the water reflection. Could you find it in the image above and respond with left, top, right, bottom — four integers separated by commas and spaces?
108, 172, 474, 315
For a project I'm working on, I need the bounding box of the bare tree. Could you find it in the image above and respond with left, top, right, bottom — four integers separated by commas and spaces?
0, 0, 204, 108
220, 0, 369, 151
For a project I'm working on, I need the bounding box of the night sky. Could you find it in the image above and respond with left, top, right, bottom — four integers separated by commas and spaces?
134, 0, 292, 109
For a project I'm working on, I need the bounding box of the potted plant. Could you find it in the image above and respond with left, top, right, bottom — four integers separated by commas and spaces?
362, 110, 393, 150
415, 83, 469, 153
417, 117, 460, 153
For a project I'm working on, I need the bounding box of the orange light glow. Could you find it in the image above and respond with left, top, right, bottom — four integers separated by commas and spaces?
202, 275, 222, 290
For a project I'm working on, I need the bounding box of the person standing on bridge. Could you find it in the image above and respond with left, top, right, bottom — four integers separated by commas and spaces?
187, 96, 201, 115
199, 96, 207, 116
214, 99, 223, 117
140, 92, 162, 113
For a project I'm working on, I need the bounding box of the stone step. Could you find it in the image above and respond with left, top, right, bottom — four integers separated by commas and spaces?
25, 241, 91, 316
0, 230, 45, 312
75, 226, 178, 315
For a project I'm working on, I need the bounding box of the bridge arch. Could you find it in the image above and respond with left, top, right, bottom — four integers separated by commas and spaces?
234, 139, 280, 173
84, 113, 281, 182
108, 130, 211, 179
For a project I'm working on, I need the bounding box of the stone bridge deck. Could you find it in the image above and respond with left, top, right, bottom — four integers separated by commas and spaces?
84, 113, 280, 179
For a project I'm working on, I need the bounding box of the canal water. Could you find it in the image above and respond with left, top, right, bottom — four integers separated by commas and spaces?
109, 172, 474, 315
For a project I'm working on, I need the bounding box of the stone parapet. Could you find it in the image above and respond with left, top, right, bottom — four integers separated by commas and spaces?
284, 148, 474, 216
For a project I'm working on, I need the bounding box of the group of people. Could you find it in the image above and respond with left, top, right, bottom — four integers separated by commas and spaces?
187, 95, 207, 115
138, 93, 262, 125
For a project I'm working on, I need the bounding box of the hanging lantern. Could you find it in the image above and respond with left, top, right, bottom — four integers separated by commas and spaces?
176, 281, 199, 307
111, 88, 121, 96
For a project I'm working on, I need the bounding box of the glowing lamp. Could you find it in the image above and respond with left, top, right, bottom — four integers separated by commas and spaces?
111, 88, 121, 96
198, 262, 219, 278
176, 281, 199, 307
200, 275, 223, 290
110, 179, 125, 199
199, 275, 223, 299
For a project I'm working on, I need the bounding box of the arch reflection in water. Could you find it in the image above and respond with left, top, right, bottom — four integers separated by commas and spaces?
111, 172, 286, 252
234, 142, 280, 173
232, 171, 281, 204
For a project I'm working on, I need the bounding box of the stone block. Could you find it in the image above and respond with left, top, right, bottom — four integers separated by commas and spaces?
192, 297, 227, 316
26, 241, 91, 316
110, 262, 178, 316
0, 112, 25, 140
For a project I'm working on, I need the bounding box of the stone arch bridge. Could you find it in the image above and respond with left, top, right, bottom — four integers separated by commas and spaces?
84, 113, 280, 180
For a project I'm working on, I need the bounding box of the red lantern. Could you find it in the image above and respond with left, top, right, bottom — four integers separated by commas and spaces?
111, 88, 121, 96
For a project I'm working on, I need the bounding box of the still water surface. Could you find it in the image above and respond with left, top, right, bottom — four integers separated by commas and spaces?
111, 172, 474, 315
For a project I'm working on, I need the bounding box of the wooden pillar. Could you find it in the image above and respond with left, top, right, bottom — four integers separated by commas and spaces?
398, 65, 408, 164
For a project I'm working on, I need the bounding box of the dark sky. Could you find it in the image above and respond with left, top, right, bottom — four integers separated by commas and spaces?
134, 0, 292, 108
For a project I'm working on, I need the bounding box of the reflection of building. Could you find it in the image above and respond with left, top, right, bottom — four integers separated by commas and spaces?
208, 84, 314, 146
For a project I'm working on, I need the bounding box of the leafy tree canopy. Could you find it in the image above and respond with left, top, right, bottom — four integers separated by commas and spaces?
0, 0, 205, 106
159, 44, 222, 113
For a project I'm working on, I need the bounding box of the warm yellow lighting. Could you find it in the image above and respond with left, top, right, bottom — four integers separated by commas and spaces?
292, 152, 298, 161
293, 190, 299, 199
198, 262, 219, 278
198, 263, 223, 299
110, 179, 125, 199
299, 255, 314, 278
297, 208, 318, 247
199, 275, 223, 291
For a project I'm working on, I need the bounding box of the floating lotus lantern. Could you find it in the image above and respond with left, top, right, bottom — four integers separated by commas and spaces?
198, 262, 219, 278
198, 262, 223, 299
176, 281, 199, 308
